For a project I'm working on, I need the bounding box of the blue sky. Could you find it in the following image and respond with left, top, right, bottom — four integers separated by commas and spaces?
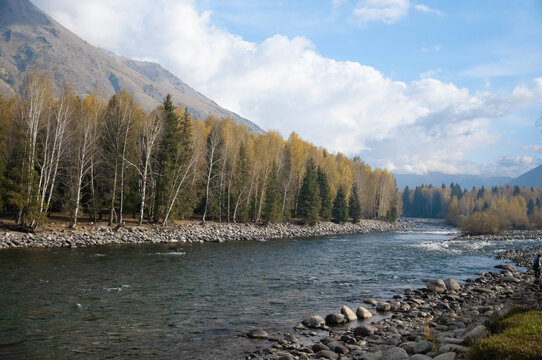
35, 0, 542, 177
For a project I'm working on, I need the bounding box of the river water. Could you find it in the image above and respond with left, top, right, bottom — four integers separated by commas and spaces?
0, 222, 540, 359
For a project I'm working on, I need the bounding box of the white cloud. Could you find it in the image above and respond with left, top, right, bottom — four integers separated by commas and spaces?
353, 0, 410, 25
420, 68, 442, 79
414, 4, 443, 16
523, 144, 542, 153
33, 0, 542, 176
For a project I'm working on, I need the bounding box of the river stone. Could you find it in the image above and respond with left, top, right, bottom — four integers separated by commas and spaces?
377, 302, 392, 312
354, 324, 377, 337
277, 355, 294, 360
334, 344, 349, 354
341, 305, 358, 322
356, 306, 373, 319
381, 346, 409, 360
408, 355, 432, 360
248, 329, 268, 339
325, 313, 346, 325
365, 298, 378, 305
312, 343, 330, 352
284, 334, 299, 343
413, 340, 433, 354
433, 353, 457, 360
495, 264, 517, 272
426, 279, 446, 293
463, 325, 488, 345
444, 278, 461, 291
439, 344, 469, 354
302, 315, 325, 328
314, 350, 339, 359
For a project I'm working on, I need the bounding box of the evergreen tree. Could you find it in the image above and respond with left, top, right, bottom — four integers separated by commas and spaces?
332, 186, 348, 223
402, 186, 411, 216
432, 190, 443, 218
412, 186, 424, 217
154, 95, 181, 221
317, 167, 332, 221
262, 162, 282, 223
349, 184, 362, 223
298, 159, 321, 224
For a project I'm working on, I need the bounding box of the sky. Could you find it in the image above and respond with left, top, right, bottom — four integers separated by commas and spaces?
33, 0, 542, 177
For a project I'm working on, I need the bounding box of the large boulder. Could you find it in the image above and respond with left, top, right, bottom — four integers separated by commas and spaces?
356, 306, 373, 319
325, 313, 346, 325
302, 315, 325, 328
433, 353, 457, 360
341, 305, 358, 322
444, 278, 461, 291
425, 279, 447, 293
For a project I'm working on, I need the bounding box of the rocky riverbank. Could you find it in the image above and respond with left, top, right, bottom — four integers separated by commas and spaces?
0, 219, 409, 250
246, 247, 542, 360
452, 229, 542, 241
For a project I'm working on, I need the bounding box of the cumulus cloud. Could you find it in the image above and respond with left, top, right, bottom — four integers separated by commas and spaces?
34, 0, 542, 176
414, 4, 443, 16
353, 0, 410, 25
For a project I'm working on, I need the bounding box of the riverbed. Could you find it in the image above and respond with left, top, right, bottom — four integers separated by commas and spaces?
0, 223, 540, 359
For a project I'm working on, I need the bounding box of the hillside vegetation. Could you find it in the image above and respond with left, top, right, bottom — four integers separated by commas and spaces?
0, 71, 400, 230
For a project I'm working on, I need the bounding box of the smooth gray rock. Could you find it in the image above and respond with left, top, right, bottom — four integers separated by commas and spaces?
325, 313, 346, 325
314, 349, 339, 359
408, 355, 432, 360
302, 315, 325, 328
412, 341, 433, 354
354, 324, 377, 337
439, 344, 469, 354
364, 298, 378, 305
495, 264, 517, 272
341, 305, 358, 322
247, 329, 268, 339
433, 352, 457, 360
376, 302, 392, 312
381, 346, 409, 360
356, 306, 373, 319
463, 325, 488, 345
444, 278, 461, 291
312, 343, 330, 352
426, 279, 446, 293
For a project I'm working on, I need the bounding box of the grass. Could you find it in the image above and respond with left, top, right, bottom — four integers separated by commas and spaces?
467, 309, 542, 360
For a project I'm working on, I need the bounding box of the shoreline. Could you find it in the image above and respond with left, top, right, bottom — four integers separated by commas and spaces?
247, 241, 542, 360
0, 219, 410, 250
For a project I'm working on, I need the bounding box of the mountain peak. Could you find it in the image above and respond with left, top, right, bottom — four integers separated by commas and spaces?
0, 0, 263, 132
0, 0, 51, 28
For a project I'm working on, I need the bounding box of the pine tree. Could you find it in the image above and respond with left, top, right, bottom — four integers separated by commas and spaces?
349, 184, 362, 223
402, 186, 411, 217
298, 159, 321, 224
262, 162, 282, 223
154, 94, 181, 221
332, 186, 348, 223
317, 167, 332, 221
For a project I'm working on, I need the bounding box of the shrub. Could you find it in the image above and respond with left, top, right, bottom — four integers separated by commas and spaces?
467, 309, 542, 360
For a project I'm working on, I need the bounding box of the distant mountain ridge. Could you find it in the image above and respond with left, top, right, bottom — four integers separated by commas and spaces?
394, 172, 513, 190
508, 164, 542, 188
0, 0, 263, 132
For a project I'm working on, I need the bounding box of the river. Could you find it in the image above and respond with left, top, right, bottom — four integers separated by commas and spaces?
0, 221, 539, 359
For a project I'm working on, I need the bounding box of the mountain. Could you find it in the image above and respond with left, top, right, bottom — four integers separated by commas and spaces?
0, 0, 263, 132
394, 172, 513, 190
508, 164, 542, 188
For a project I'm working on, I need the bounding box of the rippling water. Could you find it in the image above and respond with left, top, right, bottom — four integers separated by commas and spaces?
0, 222, 540, 359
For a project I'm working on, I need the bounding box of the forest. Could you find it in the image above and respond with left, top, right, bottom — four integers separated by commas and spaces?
402, 183, 542, 234
0, 71, 401, 230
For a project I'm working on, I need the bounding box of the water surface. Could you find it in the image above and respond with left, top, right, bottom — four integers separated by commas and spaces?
0, 223, 540, 359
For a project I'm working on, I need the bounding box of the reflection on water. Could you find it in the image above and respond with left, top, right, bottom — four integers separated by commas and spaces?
0, 223, 539, 359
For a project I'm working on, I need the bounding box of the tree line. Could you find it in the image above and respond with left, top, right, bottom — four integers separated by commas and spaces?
402, 183, 542, 234
0, 71, 401, 230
